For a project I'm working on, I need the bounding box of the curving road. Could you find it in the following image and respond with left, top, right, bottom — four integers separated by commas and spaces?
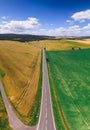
0, 81, 36, 130
0, 48, 56, 130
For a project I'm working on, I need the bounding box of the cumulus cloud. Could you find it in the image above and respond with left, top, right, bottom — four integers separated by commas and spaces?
66, 25, 81, 36
71, 9, 90, 22
32, 27, 66, 36
66, 20, 74, 25
1, 16, 8, 20
82, 23, 90, 30
32, 24, 90, 36
0, 16, 90, 36
47, 27, 66, 36
0, 17, 40, 34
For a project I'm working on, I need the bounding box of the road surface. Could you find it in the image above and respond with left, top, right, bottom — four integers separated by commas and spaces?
0, 48, 56, 130
0, 81, 36, 130
37, 49, 56, 130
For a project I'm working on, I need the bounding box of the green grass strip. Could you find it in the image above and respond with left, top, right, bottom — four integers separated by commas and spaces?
0, 69, 5, 79
0, 92, 12, 130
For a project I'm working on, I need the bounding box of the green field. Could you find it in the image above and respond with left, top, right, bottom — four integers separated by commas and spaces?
46, 49, 90, 130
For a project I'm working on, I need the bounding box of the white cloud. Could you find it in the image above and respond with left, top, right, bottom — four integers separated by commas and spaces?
66, 25, 81, 36
66, 20, 74, 25
0, 16, 90, 36
32, 27, 66, 36
50, 24, 54, 26
0, 17, 40, 34
47, 27, 66, 36
71, 9, 90, 22
66, 20, 72, 23
32, 24, 90, 36
82, 23, 90, 30
1, 16, 7, 20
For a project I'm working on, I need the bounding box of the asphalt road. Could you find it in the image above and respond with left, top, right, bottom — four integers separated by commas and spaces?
0, 81, 36, 130
0, 48, 56, 130
37, 49, 56, 130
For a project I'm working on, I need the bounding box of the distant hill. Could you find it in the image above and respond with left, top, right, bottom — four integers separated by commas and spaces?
0, 34, 90, 42
54, 36, 90, 40
0, 34, 52, 42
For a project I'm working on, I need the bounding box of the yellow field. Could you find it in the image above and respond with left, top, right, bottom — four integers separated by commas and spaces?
0, 41, 41, 118
69, 39, 90, 44
30, 40, 90, 50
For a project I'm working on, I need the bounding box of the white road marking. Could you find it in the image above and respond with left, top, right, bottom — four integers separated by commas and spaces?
45, 118, 47, 130
36, 49, 56, 130
45, 101, 47, 130
45, 102, 47, 119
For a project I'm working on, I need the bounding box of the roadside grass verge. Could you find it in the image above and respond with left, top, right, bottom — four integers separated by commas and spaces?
0, 93, 12, 130
0, 71, 12, 130
0, 70, 5, 79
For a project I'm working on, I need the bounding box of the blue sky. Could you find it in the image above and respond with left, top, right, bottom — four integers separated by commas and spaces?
0, 0, 90, 36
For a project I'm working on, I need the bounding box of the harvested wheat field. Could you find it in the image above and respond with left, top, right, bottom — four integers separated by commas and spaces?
0, 40, 41, 124
69, 39, 90, 44
30, 40, 90, 51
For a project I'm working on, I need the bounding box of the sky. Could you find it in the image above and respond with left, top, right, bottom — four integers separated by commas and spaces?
0, 0, 90, 36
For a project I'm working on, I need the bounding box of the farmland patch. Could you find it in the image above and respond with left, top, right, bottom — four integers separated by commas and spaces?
46, 49, 90, 130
